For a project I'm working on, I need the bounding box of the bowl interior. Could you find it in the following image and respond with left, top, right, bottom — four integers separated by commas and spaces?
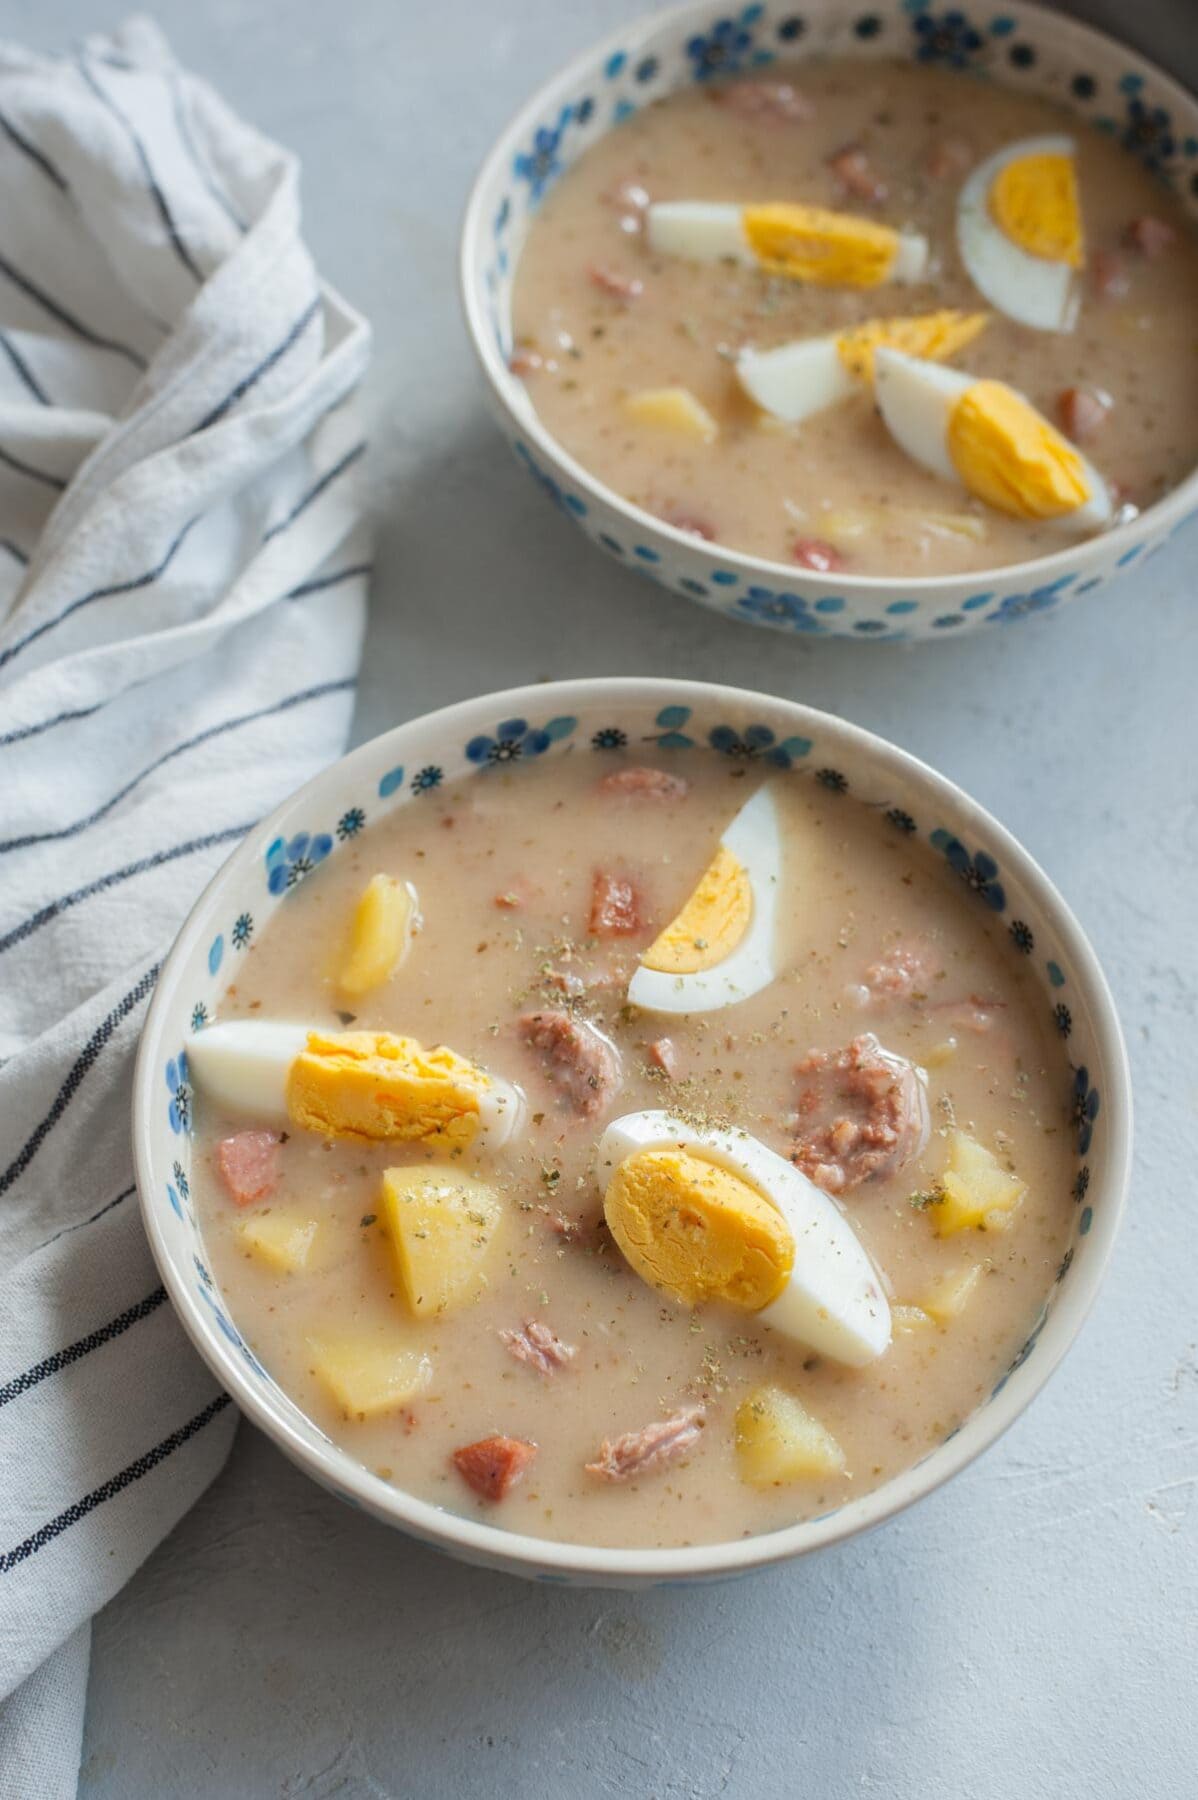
135, 680, 1130, 1583
460, 0, 1198, 630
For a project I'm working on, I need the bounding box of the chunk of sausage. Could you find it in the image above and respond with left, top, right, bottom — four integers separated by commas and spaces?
854, 940, 942, 1007
589, 870, 644, 937
646, 1036, 681, 1080
452, 1435, 537, 1501
1124, 215, 1175, 260
585, 1407, 705, 1481
518, 1010, 622, 1118
791, 1035, 930, 1194
827, 143, 888, 204
596, 766, 689, 802
501, 1319, 577, 1375
792, 536, 845, 573
1057, 386, 1110, 445
1091, 250, 1130, 302
714, 80, 811, 122
588, 264, 645, 301
215, 1130, 281, 1207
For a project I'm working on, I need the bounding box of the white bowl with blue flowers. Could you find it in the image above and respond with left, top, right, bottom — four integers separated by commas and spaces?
133, 678, 1131, 1587
460, 0, 1198, 640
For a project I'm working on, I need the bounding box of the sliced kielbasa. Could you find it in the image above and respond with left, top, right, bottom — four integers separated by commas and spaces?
452, 1435, 537, 1501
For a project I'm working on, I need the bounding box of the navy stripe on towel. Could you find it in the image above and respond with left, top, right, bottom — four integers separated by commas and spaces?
263, 442, 366, 544
78, 57, 204, 284
0, 248, 147, 370
194, 295, 320, 433
0, 964, 159, 1199
0, 1393, 232, 1573
0, 329, 51, 404
285, 561, 372, 602
0, 105, 70, 192
37, 1184, 135, 1255
0, 1288, 168, 1408
0, 443, 68, 491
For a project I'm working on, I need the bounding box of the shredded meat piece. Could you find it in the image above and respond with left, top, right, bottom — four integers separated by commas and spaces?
452, 1435, 537, 1501
588, 869, 644, 937
646, 1037, 681, 1080
791, 1034, 929, 1194
925, 136, 974, 179
827, 143, 888, 204
585, 1407, 705, 1481
714, 80, 810, 121
1091, 250, 1130, 301
1124, 215, 1175, 259
855, 940, 943, 1007
588, 264, 644, 301
501, 1319, 577, 1375
792, 536, 845, 573
596, 766, 689, 801
509, 349, 544, 377
518, 1009, 622, 1118
215, 1130, 281, 1207
1057, 387, 1110, 445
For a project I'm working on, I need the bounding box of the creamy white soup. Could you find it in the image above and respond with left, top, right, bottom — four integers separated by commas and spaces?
510, 61, 1198, 575
188, 751, 1077, 1549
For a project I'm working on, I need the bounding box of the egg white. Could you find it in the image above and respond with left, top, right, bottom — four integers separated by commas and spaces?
873, 348, 1113, 532
646, 201, 928, 282
597, 1110, 892, 1366
186, 1019, 524, 1147
737, 337, 856, 424
627, 783, 784, 1016
957, 135, 1081, 333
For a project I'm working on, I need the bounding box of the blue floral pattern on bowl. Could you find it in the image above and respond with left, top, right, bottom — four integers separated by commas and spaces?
265, 829, 333, 896
165, 1051, 192, 1135
465, 714, 577, 765
931, 829, 1006, 910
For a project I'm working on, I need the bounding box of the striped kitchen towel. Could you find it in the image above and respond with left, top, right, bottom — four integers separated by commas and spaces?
0, 17, 372, 1796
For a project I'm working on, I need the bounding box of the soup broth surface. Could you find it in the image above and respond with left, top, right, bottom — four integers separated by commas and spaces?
194, 751, 1076, 1549
511, 60, 1198, 575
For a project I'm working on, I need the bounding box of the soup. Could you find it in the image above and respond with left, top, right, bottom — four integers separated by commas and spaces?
188, 750, 1077, 1549
510, 60, 1198, 575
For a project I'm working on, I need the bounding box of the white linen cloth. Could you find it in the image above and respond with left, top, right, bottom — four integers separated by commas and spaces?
0, 18, 371, 1795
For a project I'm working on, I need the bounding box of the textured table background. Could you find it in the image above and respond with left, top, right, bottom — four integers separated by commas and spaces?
10, 0, 1194, 1793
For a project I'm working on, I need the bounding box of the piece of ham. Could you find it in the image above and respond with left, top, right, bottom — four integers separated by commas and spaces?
215, 1130, 281, 1207
791, 1035, 930, 1195
452, 1435, 538, 1501
1123, 215, 1175, 260
501, 1320, 577, 1375
588, 264, 644, 301
517, 1009, 623, 1118
792, 537, 845, 573
588, 870, 644, 937
646, 1037, 681, 1080
1057, 386, 1110, 445
596, 766, 689, 802
585, 1407, 705, 1481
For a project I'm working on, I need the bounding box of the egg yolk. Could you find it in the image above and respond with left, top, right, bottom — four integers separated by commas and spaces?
947, 380, 1091, 519
286, 1030, 490, 1147
989, 152, 1084, 268
604, 1148, 794, 1310
640, 844, 752, 974
743, 204, 902, 287
836, 309, 989, 383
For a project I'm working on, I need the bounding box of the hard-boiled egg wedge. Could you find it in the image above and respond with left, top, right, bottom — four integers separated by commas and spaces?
187, 1021, 523, 1151
647, 201, 929, 286
597, 1110, 891, 1366
737, 309, 988, 425
958, 135, 1084, 332
628, 784, 782, 1016
874, 348, 1112, 531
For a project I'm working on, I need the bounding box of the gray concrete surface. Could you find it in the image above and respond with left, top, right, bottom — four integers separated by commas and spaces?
8, 0, 1193, 1793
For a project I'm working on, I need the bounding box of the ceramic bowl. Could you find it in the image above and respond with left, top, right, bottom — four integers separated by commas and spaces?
460, 0, 1198, 640
133, 678, 1131, 1586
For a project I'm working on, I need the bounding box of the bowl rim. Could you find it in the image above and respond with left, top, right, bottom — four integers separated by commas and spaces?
133, 676, 1133, 1581
459, 0, 1198, 597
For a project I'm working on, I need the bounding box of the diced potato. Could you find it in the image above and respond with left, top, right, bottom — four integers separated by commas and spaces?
921, 1265, 984, 1324
922, 1039, 958, 1069
338, 874, 418, 996
734, 1384, 847, 1487
933, 1129, 1026, 1236
309, 1335, 431, 1418
382, 1167, 501, 1317
623, 386, 719, 443
236, 1212, 320, 1274
892, 1303, 934, 1334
